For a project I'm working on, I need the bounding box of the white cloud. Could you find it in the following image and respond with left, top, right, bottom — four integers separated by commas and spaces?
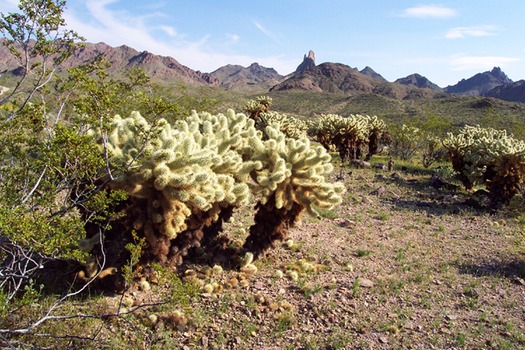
158, 25, 178, 38
226, 33, 240, 44
402, 5, 457, 19
450, 55, 520, 71
445, 25, 499, 39
253, 21, 285, 45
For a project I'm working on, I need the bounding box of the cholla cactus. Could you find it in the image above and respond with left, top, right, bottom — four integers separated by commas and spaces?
89, 109, 345, 266
244, 96, 272, 122
259, 111, 308, 139
100, 111, 254, 236
89, 110, 260, 263
243, 124, 346, 257
362, 115, 388, 160
308, 114, 383, 163
443, 125, 525, 207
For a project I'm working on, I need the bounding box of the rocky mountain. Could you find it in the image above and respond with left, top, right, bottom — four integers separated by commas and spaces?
295, 50, 316, 73
270, 62, 435, 100
360, 66, 388, 83
445, 67, 512, 96
0, 39, 219, 85
209, 63, 282, 90
485, 80, 525, 103
2, 38, 523, 103
395, 73, 442, 92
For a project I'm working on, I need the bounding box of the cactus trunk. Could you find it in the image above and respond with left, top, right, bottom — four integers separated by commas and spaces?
243, 197, 304, 258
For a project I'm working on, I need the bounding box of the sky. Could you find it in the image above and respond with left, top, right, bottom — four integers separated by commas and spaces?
1, 0, 524, 87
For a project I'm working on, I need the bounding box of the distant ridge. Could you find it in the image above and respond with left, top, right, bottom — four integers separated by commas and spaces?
445, 67, 512, 96
395, 73, 442, 92
210, 63, 283, 90
0, 39, 219, 85
270, 62, 435, 100
485, 80, 525, 103
0, 38, 523, 103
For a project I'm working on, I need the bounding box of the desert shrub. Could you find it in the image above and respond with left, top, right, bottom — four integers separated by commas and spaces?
389, 124, 446, 167
388, 124, 425, 161
421, 135, 448, 168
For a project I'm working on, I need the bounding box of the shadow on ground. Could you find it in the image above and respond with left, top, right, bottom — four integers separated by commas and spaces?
456, 258, 525, 280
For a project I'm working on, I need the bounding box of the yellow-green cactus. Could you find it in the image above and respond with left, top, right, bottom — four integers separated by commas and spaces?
91, 111, 258, 241
90, 108, 346, 265
443, 125, 525, 207
243, 124, 346, 257
259, 111, 308, 139
307, 113, 384, 162
244, 96, 272, 121
250, 124, 345, 217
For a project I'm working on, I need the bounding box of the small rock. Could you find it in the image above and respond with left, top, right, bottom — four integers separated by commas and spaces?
335, 218, 355, 228
513, 277, 525, 286
379, 335, 388, 344
370, 186, 386, 196
357, 278, 374, 288
200, 336, 208, 347
445, 314, 458, 321
361, 197, 373, 205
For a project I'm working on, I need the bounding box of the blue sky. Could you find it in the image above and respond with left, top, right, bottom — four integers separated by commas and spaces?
2, 0, 524, 87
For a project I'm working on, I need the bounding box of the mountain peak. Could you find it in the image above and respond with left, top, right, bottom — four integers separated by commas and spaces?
295, 50, 316, 73
209, 62, 282, 90
490, 66, 509, 80
445, 67, 513, 96
395, 73, 442, 91
360, 66, 388, 82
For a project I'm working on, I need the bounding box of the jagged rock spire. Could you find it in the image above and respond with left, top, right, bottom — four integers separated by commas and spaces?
295, 50, 315, 73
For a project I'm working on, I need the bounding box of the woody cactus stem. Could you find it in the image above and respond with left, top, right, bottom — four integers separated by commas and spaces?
243, 197, 304, 258
199, 205, 234, 250
486, 154, 525, 208
168, 205, 235, 265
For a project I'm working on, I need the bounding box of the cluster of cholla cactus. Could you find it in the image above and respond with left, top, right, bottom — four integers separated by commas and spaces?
244, 96, 272, 123
88, 109, 345, 267
258, 111, 309, 139
307, 114, 388, 163
443, 125, 525, 208
244, 96, 309, 139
